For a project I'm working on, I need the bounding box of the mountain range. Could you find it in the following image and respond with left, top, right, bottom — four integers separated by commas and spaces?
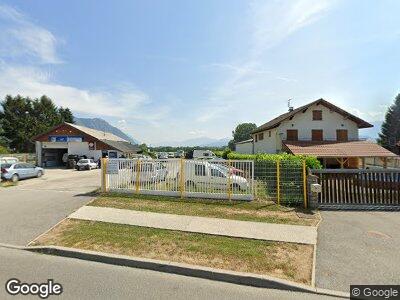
74, 117, 139, 144
152, 137, 230, 147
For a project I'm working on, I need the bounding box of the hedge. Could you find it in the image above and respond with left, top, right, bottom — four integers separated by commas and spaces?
226, 152, 322, 169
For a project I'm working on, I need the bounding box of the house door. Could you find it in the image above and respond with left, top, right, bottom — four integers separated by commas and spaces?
336, 130, 348, 142
286, 130, 298, 141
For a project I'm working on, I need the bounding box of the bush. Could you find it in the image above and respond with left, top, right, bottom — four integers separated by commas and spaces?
226, 152, 322, 169
0, 145, 8, 154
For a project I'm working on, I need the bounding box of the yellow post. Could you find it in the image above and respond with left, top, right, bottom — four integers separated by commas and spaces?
276, 159, 280, 205
303, 159, 308, 209
101, 158, 108, 192
135, 160, 141, 193
180, 158, 185, 198
227, 160, 232, 201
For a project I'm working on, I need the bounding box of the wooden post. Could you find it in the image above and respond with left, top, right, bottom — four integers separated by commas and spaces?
362, 157, 366, 169
101, 158, 108, 192
340, 158, 344, 169
383, 157, 387, 169
276, 159, 281, 205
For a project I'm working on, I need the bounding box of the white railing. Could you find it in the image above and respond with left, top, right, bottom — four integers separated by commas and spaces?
102, 158, 254, 201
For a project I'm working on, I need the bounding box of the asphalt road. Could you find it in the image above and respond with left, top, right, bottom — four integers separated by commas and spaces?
0, 169, 100, 245
0, 246, 338, 300
316, 210, 400, 291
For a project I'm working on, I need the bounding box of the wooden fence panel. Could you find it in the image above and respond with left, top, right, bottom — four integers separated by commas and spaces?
311, 169, 400, 207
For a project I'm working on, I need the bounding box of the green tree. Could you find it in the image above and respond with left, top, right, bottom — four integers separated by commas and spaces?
378, 94, 400, 154
58, 107, 74, 123
0, 94, 75, 153
228, 123, 257, 150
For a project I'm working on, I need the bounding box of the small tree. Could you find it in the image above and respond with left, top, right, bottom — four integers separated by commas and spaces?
378, 94, 400, 154
228, 123, 257, 150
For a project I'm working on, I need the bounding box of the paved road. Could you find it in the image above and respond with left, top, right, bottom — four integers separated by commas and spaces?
0, 246, 338, 300
0, 169, 100, 245
316, 210, 400, 291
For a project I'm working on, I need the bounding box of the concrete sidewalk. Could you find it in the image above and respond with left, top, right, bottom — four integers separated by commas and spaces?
69, 206, 317, 245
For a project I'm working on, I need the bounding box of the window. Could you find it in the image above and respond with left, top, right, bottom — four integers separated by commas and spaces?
313, 110, 322, 120
195, 164, 206, 176
268, 131, 271, 137
336, 129, 348, 142
312, 130, 323, 141
258, 133, 264, 140
286, 130, 298, 141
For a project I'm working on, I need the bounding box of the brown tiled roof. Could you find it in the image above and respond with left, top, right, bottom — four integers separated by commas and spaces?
252, 99, 373, 134
283, 140, 398, 158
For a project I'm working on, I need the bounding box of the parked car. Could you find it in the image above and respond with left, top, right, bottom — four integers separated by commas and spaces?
183, 161, 248, 191
167, 152, 175, 158
1, 163, 44, 182
175, 150, 185, 158
130, 161, 168, 183
158, 152, 169, 159
193, 150, 216, 160
0, 157, 19, 164
75, 159, 98, 171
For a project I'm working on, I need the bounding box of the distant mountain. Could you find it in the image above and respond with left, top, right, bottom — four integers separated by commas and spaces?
360, 121, 382, 141
74, 117, 139, 144
153, 137, 230, 147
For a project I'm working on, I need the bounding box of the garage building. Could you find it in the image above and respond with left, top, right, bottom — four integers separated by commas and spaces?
33, 122, 139, 167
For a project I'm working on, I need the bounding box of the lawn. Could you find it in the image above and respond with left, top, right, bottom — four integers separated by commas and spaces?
32, 219, 313, 284
88, 193, 319, 226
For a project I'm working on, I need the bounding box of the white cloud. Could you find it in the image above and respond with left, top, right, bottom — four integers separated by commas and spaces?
0, 64, 169, 123
0, 4, 61, 64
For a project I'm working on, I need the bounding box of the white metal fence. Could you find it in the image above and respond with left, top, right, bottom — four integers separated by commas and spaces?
102, 158, 254, 201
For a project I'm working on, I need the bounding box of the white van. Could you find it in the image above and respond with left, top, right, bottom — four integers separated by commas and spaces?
184, 160, 248, 192
193, 150, 216, 160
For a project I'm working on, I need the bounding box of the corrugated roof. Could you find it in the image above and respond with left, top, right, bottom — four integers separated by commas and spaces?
283, 140, 398, 158
66, 123, 126, 142
102, 140, 140, 153
252, 99, 373, 134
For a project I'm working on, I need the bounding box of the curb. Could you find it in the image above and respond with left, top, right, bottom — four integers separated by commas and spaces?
0, 243, 348, 298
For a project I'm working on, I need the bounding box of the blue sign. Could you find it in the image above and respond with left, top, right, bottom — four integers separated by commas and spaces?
49, 136, 83, 142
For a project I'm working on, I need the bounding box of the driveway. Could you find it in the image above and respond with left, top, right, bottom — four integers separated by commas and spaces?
316, 211, 400, 292
0, 169, 100, 245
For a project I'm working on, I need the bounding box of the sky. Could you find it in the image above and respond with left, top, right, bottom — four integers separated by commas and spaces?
0, 0, 399, 145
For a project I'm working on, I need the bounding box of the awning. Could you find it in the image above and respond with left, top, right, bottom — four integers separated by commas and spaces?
283, 140, 398, 158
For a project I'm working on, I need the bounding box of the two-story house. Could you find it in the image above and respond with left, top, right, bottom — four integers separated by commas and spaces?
235, 99, 397, 168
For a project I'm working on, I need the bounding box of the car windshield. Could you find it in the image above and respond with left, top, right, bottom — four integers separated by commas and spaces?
78, 159, 89, 163
1, 163, 12, 169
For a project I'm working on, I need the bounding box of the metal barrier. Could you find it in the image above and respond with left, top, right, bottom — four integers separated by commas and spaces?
102, 158, 254, 201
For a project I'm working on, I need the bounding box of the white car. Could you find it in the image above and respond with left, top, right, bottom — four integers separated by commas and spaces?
193, 150, 216, 160
183, 161, 248, 192
75, 159, 98, 171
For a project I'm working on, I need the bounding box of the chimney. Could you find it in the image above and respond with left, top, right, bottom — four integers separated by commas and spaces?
288, 99, 294, 112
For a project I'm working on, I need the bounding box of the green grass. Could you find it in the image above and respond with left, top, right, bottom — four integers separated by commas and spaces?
33, 219, 313, 284
88, 193, 318, 226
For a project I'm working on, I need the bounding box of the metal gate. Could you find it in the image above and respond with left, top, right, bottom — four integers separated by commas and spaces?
310, 169, 400, 208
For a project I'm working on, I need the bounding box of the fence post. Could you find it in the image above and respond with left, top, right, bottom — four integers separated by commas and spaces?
276, 159, 280, 205
101, 158, 108, 193
180, 158, 185, 198
135, 160, 141, 194
227, 160, 232, 201
303, 159, 308, 209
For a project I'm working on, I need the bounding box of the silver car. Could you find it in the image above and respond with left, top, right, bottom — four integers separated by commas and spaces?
1, 163, 44, 182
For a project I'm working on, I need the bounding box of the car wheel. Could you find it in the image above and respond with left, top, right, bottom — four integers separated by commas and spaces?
37, 171, 43, 178
11, 174, 19, 183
